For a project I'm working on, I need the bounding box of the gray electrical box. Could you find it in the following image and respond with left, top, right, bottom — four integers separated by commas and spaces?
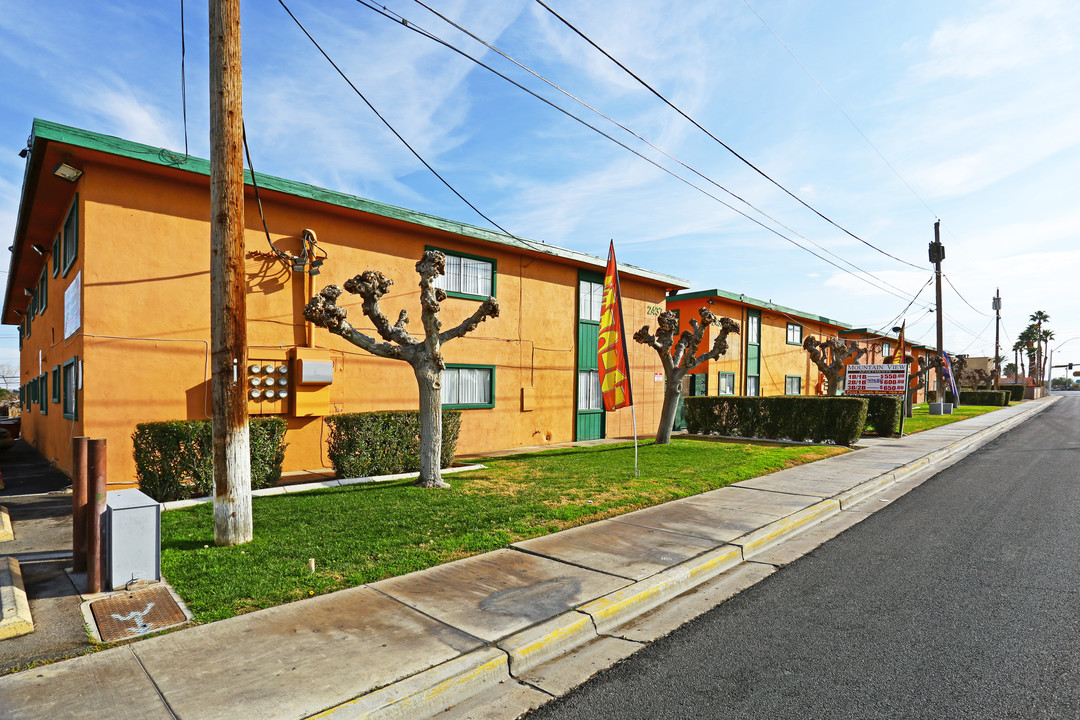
104, 488, 161, 591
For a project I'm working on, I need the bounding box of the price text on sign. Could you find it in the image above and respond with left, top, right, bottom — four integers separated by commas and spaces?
844, 364, 909, 396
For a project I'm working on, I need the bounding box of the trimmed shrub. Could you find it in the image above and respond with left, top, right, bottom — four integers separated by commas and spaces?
999, 384, 1026, 402
685, 396, 868, 446
927, 390, 1008, 406
324, 410, 462, 479
133, 418, 288, 502
850, 395, 904, 437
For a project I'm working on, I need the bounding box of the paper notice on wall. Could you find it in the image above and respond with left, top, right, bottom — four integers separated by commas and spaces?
654, 372, 664, 382
64, 271, 82, 339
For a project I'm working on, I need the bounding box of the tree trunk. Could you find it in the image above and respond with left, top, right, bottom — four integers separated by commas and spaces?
414, 361, 448, 488
655, 377, 683, 445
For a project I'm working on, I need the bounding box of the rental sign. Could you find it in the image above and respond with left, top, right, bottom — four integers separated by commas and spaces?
844, 364, 909, 396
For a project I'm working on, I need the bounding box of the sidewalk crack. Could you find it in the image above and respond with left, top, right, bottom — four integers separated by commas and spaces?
129, 648, 180, 719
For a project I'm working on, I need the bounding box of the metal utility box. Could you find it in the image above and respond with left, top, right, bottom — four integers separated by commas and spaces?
104, 488, 161, 590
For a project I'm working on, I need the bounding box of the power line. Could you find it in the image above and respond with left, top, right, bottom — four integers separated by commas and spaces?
406, 0, 923, 303
740, 0, 939, 222
943, 273, 993, 317
534, 0, 928, 272
352, 0, 935, 309
276, 0, 529, 248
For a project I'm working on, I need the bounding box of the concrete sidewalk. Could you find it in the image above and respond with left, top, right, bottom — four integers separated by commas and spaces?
0, 398, 1056, 720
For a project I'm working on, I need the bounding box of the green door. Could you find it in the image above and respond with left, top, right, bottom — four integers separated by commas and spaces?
576, 273, 605, 440
674, 373, 708, 431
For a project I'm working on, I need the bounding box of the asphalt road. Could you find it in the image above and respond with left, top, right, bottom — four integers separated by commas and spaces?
527, 395, 1080, 720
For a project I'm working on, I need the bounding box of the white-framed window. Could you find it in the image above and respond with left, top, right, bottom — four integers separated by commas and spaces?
882, 341, 892, 359
442, 365, 494, 408
579, 280, 603, 322
718, 372, 735, 395
785, 375, 802, 395
786, 323, 802, 345
431, 248, 495, 299
746, 314, 760, 344
577, 370, 602, 410
62, 196, 78, 277
747, 376, 759, 397
62, 357, 79, 419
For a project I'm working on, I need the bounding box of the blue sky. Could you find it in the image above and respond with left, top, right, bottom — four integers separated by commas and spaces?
2, 0, 1079, 382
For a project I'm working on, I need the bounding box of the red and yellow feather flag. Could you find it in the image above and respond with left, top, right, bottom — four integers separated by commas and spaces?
889, 321, 906, 364
598, 241, 634, 411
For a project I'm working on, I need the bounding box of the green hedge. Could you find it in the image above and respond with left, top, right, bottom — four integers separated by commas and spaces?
927, 389, 1009, 406
849, 396, 904, 437
999, 384, 1026, 402
685, 396, 868, 446
133, 418, 288, 502
324, 410, 462, 479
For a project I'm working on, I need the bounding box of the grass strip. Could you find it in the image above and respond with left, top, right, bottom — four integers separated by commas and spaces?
902, 403, 1002, 434
161, 438, 846, 623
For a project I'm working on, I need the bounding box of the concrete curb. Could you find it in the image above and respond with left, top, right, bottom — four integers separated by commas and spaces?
0, 556, 34, 640
312, 647, 509, 720
735, 500, 843, 559
0, 505, 12, 542
312, 399, 1056, 718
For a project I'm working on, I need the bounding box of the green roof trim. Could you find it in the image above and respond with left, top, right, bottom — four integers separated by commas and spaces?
20, 119, 688, 288
669, 288, 850, 330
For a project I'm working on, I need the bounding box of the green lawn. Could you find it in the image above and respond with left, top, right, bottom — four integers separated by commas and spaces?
901, 403, 1003, 434
160, 439, 847, 623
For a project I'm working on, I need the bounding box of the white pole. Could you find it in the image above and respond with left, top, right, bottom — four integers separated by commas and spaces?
631, 403, 639, 477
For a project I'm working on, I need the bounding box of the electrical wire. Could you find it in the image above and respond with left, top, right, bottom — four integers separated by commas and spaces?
943, 273, 992, 317
241, 123, 290, 266
350, 0, 934, 308
740, 0, 938, 222
534, 0, 927, 272
277, 0, 532, 250
405, 0, 922, 303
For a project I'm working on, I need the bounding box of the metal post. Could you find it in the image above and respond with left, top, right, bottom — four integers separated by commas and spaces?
72, 437, 88, 573
933, 222, 944, 400
992, 289, 1001, 390
86, 439, 107, 594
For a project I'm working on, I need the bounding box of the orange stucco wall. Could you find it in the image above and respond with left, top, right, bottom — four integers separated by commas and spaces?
666, 297, 847, 397
16, 152, 676, 488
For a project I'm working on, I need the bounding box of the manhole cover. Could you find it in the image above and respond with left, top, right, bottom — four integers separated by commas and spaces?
90, 585, 188, 642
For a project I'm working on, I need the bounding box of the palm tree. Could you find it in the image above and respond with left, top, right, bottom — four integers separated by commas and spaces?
1029, 311, 1050, 385
1019, 325, 1039, 385
1012, 339, 1025, 380
1040, 329, 1055, 382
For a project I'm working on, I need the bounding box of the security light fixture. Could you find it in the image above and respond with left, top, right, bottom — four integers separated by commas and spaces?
52, 162, 83, 183
18, 148, 28, 158
892, 326, 903, 334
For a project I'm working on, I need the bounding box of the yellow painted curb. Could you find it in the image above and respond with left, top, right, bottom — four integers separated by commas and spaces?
310, 647, 508, 720
0, 557, 34, 639
837, 475, 896, 509
498, 610, 597, 675
735, 499, 842, 559
579, 545, 743, 634
0, 505, 12, 542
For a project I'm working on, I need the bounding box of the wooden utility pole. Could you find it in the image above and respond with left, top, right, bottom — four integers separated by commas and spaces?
993, 288, 1002, 390
209, 0, 252, 545
930, 221, 945, 403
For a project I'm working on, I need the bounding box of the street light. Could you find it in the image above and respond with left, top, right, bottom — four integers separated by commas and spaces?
1047, 337, 1080, 392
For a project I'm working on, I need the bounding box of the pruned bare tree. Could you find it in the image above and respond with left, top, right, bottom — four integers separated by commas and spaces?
633, 308, 739, 445
802, 337, 867, 396
304, 250, 499, 488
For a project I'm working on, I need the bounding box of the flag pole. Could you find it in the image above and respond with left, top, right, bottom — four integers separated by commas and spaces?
631, 403, 639, 477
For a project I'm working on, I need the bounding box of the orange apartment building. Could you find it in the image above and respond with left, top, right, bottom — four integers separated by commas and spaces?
4, 120, 687, 488
665, 289, 851, 401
